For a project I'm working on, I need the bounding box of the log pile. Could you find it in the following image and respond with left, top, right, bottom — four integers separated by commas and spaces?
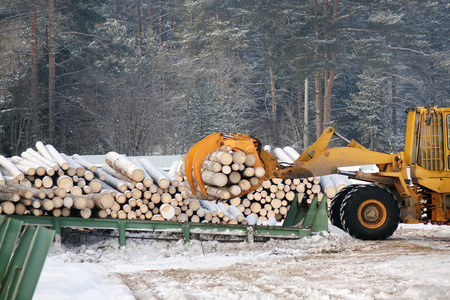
0, 142, 348, 226
182, 145, 266, 200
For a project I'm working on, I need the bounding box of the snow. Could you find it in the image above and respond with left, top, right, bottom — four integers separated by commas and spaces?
34, 223, 450, 300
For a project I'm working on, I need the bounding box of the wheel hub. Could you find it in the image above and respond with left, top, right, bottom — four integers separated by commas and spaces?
357, 199, 387, 229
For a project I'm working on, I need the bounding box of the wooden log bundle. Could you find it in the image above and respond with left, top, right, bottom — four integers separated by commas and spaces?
184, 147, 266, 201
0, 142, 349, 226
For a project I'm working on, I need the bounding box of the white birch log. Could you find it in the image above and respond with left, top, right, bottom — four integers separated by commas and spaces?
24, 148, 59, 171
232, 150, 247, 164
330, 174, 348, 192
201, 170, 228, 187
128, 158, 154, 187
160, 203, 176, 220
0, 155, 24, 181
45, 144, 69, 170
168, 160, 180, 177
0, 201, 15, 214
273, 148, 294, 163
71, 154, 97, 172
10, 156, 46, 176
206, 151, 233, 165
283, 146, 301, 161
57, 175, 73, 192
320, 175, 336, 198
202, 160, 222, 173
228, 205, 245, 222
61, 153, 85, 177
35, 141, 57, 163
138, 158, 170, 189
106, 152, 144, 182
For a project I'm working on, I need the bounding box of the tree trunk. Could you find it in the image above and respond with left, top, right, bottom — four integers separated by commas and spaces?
315, 72, 323, 139
137, 0, 142, 51
48, 0, 56, 140
30, 0, 39, 138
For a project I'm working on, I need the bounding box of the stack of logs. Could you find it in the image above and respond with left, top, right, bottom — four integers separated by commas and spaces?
182, 145, 266, 200
0, 142, 342, 226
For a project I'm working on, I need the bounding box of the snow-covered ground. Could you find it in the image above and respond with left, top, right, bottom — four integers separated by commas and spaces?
34, 223, 450, 300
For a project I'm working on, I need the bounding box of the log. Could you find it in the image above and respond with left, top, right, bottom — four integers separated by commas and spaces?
11, 161, 35, 176
238, 179, 251, 191
254, 167, 266, 178
138, 158, 170, 189
71, 154, 97, 172
330, 174, 348, 192
221, 165, 232, 175
320, 175, 336, 198
228, 171, 241, 184
283, 146, 301, 161
14, 203, 27, 215
36, 141, 57, 163
0, 155, 24, 181
93, 169, 107, 181
128, 158, 154, 187
0, 192, 20, 202
61, 153, 86, 177
101, 163, 137, 187
160, 204, 176, 220
42, 176, 53, 188
73, 196, 88, 209
242, 167, 255, 177
228, 205, 245, 222
79, 208, 92, 219
273, 148, 294, 163
206, 186, 231, 200
206, 150, 233, 165
103, 173, 128, 193
45, 144, 69, 170
24, 148, 59, 171
250, 202, 261, 214
57, 175, 74, 192
63, 196, 73, 208
85, 193, 114, 210
0, 201, 15, 214
0, 181, 33, 199
202, 160, 222, 173
201, 170, 228, 187
232, 150, 247, 164
61, 207, 71, 217
106, 152, 144, 182
244, 154, 257, 167
41, 199, 55, 211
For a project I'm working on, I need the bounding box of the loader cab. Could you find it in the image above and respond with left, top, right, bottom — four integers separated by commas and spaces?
404, 107, 450, 193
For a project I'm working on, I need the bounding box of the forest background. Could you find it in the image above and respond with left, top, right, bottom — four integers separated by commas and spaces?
0, 0, 448, 157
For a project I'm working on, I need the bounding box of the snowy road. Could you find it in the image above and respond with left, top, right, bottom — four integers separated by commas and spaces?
34, 224, 450, 300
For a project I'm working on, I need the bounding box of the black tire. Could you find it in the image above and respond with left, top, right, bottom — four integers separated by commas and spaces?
328, 184, 360, 230
340, 184, 400, 240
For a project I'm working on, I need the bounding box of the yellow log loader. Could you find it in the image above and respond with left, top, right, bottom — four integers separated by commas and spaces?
184, 107, 450, 240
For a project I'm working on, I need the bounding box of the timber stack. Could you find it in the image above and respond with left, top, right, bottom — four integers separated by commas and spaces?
0, 142, 348, 225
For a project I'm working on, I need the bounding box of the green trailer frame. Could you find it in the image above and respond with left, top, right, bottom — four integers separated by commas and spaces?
5, 194, 328, 247
0, 215, 55, 300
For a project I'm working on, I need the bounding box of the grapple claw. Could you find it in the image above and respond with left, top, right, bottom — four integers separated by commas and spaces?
185, 133, 225, 197
185, 132, 267, 199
